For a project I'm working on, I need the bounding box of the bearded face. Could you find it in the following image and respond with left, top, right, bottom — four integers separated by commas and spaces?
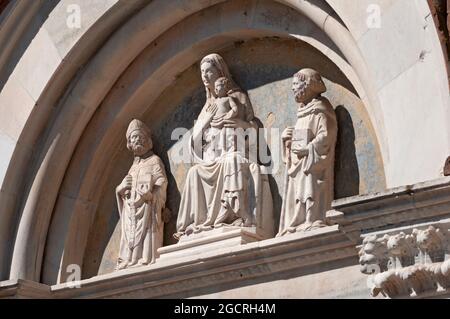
292, 76, 309, 104
128, 130, 151, 156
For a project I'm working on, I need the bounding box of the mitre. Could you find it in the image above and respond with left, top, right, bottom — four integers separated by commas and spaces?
126, 119, 151, 139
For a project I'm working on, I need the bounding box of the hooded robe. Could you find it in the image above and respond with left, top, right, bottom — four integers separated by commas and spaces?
278, 96, 337, 236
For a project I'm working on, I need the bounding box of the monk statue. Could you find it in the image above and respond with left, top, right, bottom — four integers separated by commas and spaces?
278, 69, 337, 236
115, 119, 168, 269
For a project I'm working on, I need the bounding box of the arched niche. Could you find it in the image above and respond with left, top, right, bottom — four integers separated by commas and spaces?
42, 2, 385, 283
85, 37, 385, 277
2, 0, 389, 284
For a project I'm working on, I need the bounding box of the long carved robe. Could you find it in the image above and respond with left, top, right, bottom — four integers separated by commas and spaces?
278, 97, 337, 236
116, 154, 167, 266
176, 90, 274, 239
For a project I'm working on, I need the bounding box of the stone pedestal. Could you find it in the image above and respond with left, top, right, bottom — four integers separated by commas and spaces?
158, 227, 263, 261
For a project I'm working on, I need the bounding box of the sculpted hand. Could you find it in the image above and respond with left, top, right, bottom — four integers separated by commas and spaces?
136, 184, 153, 202
223, 118, 250, 129
117, 175, 132, 196
292, 146, 309, 157
282, 127, 294, 142
224, 110, 236, 120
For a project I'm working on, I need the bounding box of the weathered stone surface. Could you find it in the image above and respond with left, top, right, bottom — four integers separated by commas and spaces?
114, 120, 168, 271
359, 223, 450, 298
0, 0, 449, 300
51, 225, 358, 299
158, 227, 264, 261
174, 53, 274, 242
90, 38, 385, 276
329, 177, 450, 235
329, 177, 450, 298
0, 279, 50, 299
278, 69, 337, 236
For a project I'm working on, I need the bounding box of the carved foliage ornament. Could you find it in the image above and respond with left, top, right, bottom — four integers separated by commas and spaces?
359, 226, 450, 298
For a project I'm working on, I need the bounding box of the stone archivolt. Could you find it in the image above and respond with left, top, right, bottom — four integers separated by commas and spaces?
0, 0, 390, 286
359, 226, 450, 298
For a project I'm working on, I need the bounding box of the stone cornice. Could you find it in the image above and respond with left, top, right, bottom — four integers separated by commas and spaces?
0, 279, 50, 299
328, 177, 450, 236
48, 225, 356, 299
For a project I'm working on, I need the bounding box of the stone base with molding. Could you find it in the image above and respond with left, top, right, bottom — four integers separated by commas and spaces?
3, 178, 450, 299
1, 225, 358, 298
158, 227, 264, 261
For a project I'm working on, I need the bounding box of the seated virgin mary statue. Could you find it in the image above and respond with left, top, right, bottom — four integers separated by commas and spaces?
174, 53, 274, 241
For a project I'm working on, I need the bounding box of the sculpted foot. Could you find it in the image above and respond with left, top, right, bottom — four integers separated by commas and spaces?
296, 220, 326, 232
296, 222, 313, 232
138, 258, 149, 266
231, 218, 244, 227
116, 261, 128, 270
286, 226, 297, 233
185, 225, 195, 236
173, 232, 184, 241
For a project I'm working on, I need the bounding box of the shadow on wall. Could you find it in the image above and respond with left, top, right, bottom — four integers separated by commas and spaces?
0, 0, 10, 17
251, 116, 282, 233
334, 105, 360, 199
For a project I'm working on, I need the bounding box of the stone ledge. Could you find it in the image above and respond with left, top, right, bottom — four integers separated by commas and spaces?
49, 225, 356, 298
158, 227, 263, 261
328, 177, 450, 235
0, 279, 51, 299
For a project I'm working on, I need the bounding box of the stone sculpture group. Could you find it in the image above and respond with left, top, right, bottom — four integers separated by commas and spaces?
115, 54, 337, 270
